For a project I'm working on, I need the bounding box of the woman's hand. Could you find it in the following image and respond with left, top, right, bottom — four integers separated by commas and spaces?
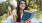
8, 6, 11, 11
25, 19, 31, 23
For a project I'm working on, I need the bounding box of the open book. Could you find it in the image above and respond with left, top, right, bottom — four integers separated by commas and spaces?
22, 11, 35, 21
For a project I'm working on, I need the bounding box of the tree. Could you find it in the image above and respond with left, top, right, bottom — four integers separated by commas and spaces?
0, 0, 13, 16
40, 0, 42, 11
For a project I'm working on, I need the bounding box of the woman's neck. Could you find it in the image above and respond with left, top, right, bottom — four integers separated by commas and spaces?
19, 9, 23, 14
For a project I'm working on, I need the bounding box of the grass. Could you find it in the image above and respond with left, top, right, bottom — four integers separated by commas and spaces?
39, 22, 42, 23
0, 14, 7, 21
33, 11, 42, 19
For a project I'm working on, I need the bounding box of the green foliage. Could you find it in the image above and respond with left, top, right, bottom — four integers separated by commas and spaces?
0, 2, 8, 16
0, 0, 14, 16
33, 11, 42, 19
39, 22, 42, 23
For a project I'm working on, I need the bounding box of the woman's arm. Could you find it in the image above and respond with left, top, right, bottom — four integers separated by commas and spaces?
7, 10, 12, 17
13, 15, 20, 23
12, 10, 20, 23
13, 15, 17, 23
13, 15, 21, 23
7, 6, 12, 17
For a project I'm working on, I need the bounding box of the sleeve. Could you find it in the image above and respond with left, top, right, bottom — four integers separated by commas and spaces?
12, 10, 17, 16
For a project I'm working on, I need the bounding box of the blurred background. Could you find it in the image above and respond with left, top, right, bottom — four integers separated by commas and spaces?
0, 0, 42, 23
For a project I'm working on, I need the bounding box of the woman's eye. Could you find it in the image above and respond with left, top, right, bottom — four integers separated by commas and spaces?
20, 3, 25, 4
20, 3, 23, 4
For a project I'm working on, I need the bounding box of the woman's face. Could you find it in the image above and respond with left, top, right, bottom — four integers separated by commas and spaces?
19, 1, 26, 10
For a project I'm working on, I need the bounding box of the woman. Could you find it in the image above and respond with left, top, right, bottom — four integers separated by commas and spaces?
7, 6, 12, 17
2, 6, 13, 23
13, 1, 31, 23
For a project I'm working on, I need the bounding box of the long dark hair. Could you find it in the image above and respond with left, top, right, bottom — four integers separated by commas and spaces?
16, 1, 28, 22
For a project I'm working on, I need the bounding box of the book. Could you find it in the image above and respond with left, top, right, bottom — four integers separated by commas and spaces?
22, 11, 35, 21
